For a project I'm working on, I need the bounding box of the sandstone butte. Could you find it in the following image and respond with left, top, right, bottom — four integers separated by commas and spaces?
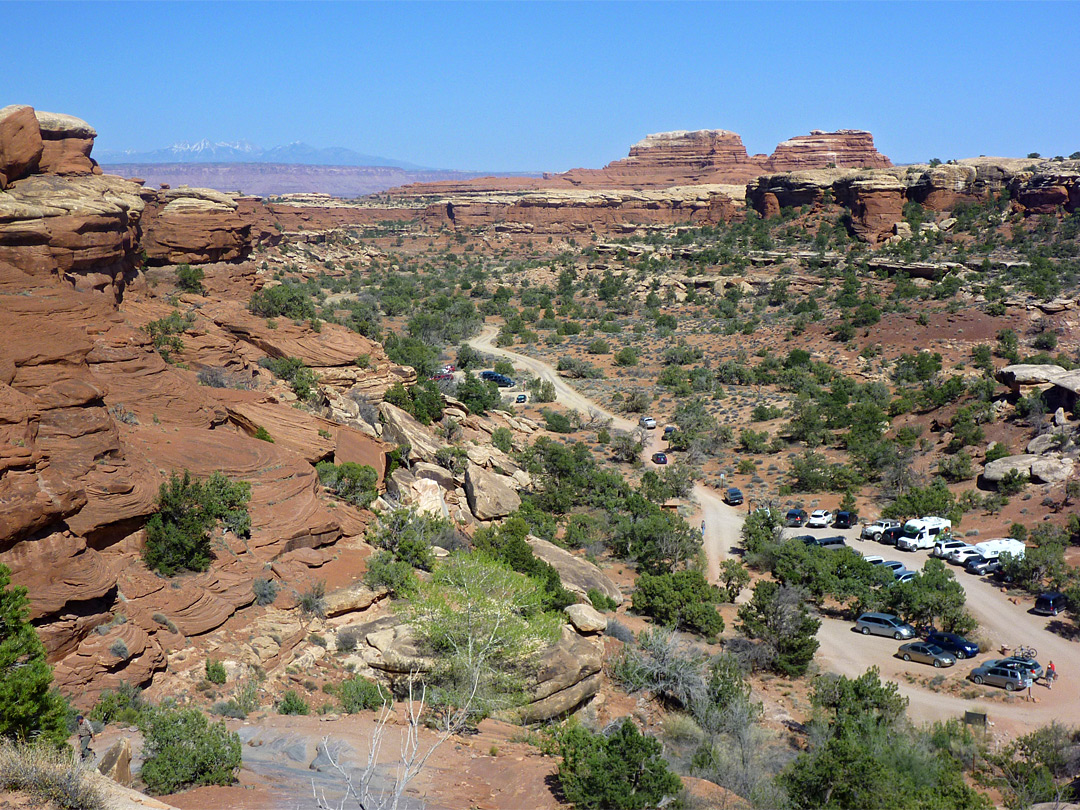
2, 102, 1079, 727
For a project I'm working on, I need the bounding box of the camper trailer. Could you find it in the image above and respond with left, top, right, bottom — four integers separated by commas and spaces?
973, 538, 1026, 560
896, 517, 952, 551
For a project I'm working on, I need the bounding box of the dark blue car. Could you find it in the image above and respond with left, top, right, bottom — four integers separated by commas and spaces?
925, 631, 979, 660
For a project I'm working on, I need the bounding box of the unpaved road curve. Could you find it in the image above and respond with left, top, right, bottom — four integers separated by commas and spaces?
467, 325, 743, 581
469, 325, 1080, 732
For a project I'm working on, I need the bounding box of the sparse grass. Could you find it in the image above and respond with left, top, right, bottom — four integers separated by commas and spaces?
0, 740, 107, 810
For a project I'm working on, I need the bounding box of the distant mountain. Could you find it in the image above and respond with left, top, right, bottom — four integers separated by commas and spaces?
95, 139, 431, 170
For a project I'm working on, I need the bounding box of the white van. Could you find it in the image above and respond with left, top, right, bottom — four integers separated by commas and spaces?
973, 538, 1025, 560
896, 517, 952, 551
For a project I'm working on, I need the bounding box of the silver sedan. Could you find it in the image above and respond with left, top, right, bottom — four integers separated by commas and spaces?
897, 641, 956, 668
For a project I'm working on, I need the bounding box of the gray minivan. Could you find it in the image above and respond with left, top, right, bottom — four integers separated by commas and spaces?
855, 612, 916, 640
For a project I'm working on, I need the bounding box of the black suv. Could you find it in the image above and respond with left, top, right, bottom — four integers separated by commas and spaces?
880, 526, 904, 545
834, 511, 857, 529
1033, 592, 1068, 616
480, 371, 514, 387
725, 487, 744, 506
786, 509, 808, 527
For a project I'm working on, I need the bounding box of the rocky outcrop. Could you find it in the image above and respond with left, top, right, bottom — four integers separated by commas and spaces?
35, 111, 99, 176
834, 173, 907, 244
767, 130, 891, 172
0, 105, 43, 187
140, 188, 254, 265
98, 738, 133, 786
517, 626, 603, 722
464, 462, 521, 521
564, 603, 607, 634
1010, 162, 1080, 214
982, 453, 1075, 485
526, 537, 623, 605
420, 186, 738, 235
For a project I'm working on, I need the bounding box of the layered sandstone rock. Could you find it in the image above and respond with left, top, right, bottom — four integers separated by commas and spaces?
140, 187, 254, 265
0, 105, 43, 187
35, 111, 99, 176
767, 130, 891, 172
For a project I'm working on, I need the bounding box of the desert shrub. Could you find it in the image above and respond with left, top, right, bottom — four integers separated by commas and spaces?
175, 264, 204, 294
297, 582, 327, 619
938, 450, 974, 482
363, 551, 420, 597
249, 283, 316, 320
252, 577, 279, 606
337, 677, 388, 713
143, 471, 251, 576
587, 588, 618, 612
139, 705, 241, 794
252, 425, 274, 442
336, 626, 363, 653
258, 356, 318, 400
315, 461, 378, 509
276, 690, 310, 716
145, 311, 194, 363
205, 660, 227, 685
0, 740, 107, 810
998, 468, 1029, 496
109, 639, 129, 659
90, 682, 148, 726
736, 581, 820, 677
0, 565, 69, 745
491, 426, 514, 453
631, 570, 725, 638
455, 373, 502, 414
605, 619, 635, 644
556, 719, 682, 810
542, 409, 574, 433
382, 381, 444, 425
614, 346, 639, 366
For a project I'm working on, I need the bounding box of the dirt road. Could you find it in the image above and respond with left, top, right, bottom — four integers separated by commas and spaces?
467, 326, 745, 580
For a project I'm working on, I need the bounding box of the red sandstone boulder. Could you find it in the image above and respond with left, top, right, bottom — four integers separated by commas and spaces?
834, 173, 906, 244
35, 111, 98, 176
0, 105, 43, 187
767, 130, 891, 172
141, 188, 253, 265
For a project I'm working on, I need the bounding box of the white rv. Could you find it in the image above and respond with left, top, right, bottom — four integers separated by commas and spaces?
973, 538, 1026, 560
896, 517, 952, 551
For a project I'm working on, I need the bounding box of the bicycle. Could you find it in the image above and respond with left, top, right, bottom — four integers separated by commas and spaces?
1014, 644, 1038, 660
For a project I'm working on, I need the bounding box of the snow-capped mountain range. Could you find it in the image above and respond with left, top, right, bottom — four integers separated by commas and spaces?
95, 139, 430, 170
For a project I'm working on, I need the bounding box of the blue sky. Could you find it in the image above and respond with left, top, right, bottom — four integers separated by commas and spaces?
8, 2, 1079, 171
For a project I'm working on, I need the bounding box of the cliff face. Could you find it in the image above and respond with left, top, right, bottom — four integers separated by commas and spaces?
0, 108, 408, 702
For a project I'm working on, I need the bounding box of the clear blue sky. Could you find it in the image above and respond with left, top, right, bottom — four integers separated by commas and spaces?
8, 2, 1079, 171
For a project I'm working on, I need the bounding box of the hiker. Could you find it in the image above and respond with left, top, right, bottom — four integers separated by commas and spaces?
1046, 660, 1057, 690
76, 714, 95, 761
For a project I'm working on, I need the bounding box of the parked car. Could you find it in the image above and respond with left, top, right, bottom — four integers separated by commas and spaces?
862, 555, 885, 566
515, 394, 527, 403
862, 519, 901, 541
834, 511, 857, 529
663, 425, 677, 438
786, 509, 808, 527
924, 631, 979, 659
993, 656, 1043, 680
931, 539, 968, 559
963, 555, 996, 575
724, 487, 744, 506
856, 612, 916, 640
803, 535, 847, 550
639, 416, 657, 429
440, 364, 456, 374
969, 663, 1030, 691
430, 372, 453, 381
1033, 592, 1069, 616
948, 546, 982, 566
651, 452, 668, 465
894, 571, 917, 584
480, 371, 515, 387
897, 641, 956, 668
807, 510, 835, 528
882, 560, 907, 575
879, 526, 904, 546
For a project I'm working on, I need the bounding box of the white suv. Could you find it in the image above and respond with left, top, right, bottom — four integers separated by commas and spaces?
807, 510, 834, 528
639, 416, 657, 429
932, 539, 967, 559
861, 519, 900, 540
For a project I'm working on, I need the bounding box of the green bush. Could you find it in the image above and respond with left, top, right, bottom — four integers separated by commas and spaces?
337, 677, 388, 713
455, 373, 502, 414
139, 705, 241, 794
90, 682, 148, 727
556, 719, 682, 810
175, 264, 205, 294
587, 588, 618, 612
143, 471, 251, 576
0, 565, 69, 745
145, 311, 193, 363
276, 690, 309, 716
542, 409, 574, 433
985, 442, 1010, 462
382, 381, 444, 425
998, 468, 1029, 496
632, 570, 724, 638
363, 551, 420, 597
297, 582, 326, 619
613, 347, 639, 366
259, 356, 317, 400
315, 461, 378, 509
492, 426, 514, 453
205, 660, 227, 685
249, 284, 316, 320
